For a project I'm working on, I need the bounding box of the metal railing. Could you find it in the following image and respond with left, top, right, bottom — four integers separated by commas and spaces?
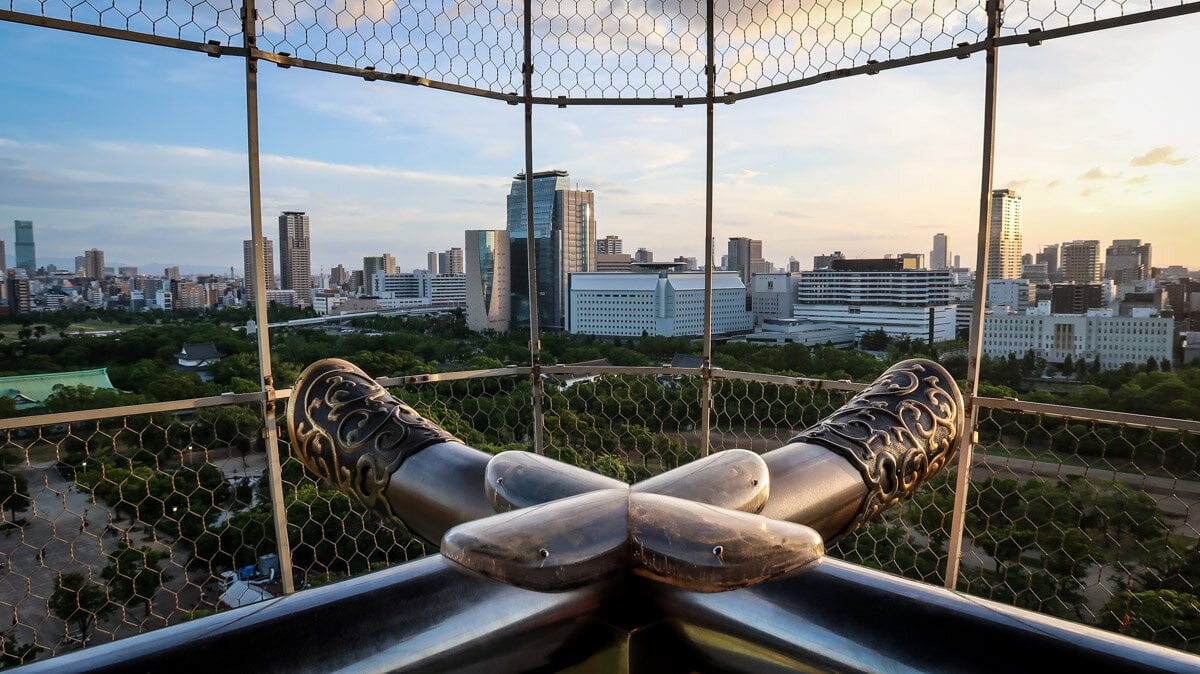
3, 367, 1200, 663
3, 0, 1200, 666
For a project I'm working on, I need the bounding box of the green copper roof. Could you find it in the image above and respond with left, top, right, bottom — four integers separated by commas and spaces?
0, 368, 116, 409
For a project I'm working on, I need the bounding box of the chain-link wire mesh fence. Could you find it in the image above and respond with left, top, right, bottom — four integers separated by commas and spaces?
4, 0, 1200, 666
6, 0, 1195, 99
4, 367, 1200, 666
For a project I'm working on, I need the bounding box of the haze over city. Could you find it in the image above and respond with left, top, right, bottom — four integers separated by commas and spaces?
0, 13, 1196, 274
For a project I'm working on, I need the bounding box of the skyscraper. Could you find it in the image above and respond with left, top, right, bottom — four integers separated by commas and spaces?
278, 211, 312, 308
363, 253, 397, 282
465, 230, 510, 333
1105, 239, 1152, 284
427, 252, 439, 274
506, 169, 595, 330
164, 266, 181, 281
1036, 244, 1059, 281
0, 239, 6, 272
1061, 240, 1102, 283
243, 238, 276, 306
84, 248, 105, 279
597, 235, 623, 255
931, 233, 949, 270
727, 237, 765, 285
986, 189, 1022, 280
14, 220, 35, 273
439, 247, 464, 275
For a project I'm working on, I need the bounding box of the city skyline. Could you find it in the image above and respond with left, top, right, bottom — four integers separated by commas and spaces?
0, 16, 1197, 275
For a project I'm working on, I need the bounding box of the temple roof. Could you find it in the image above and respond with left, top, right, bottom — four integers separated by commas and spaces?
174, 343, 225, 361
0, 368, 117, 409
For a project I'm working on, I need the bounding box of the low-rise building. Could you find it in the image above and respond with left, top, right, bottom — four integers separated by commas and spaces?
983, 301, 1173, 369
567, 271, 752, 337
741, 319, 856, 348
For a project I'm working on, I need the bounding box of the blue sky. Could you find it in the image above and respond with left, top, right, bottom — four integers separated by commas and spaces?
1, 8, 1197, 276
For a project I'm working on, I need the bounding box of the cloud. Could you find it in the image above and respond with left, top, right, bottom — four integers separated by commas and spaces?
1080, 187, 1104, 197
773, 210, 812, 219
720, 168, 760, 184
1004, 178, 1031, 189
1126, 175, 1150, 185
1046, 180, 1062, 188
1080, 167, 1122, 180
1130, 145, 1190, 167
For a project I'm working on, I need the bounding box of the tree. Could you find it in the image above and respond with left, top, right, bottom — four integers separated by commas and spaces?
49, 573, 113, 640
0, 470, 30, 523
0, 635, 41, 668
102, 544, 170, 617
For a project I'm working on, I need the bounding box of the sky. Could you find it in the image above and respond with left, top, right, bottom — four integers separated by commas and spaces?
0, 6, 1197, 277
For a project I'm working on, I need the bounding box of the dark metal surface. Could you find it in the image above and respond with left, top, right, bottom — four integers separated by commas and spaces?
18, 554, 1200, 673
287, 357, 494, 542
13, 556, 614, 674
658, 557, 1200, 673
785, 358, 964, 542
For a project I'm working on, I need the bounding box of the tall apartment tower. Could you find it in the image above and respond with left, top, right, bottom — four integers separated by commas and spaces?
278, 211, 312, 308
14, 220, 35, 273
363, 253, 397, 282
597, 235, 623, 255
440, 247, 464, 275
506, 169, 595, 331
1105, 239, 1152, 284
931, 233, 949, 270
1061, 240, 1102, 283
243, 238, 276, 306
1036, 244, 1060, 281
427, 251, 439, 274
727, 237, 765, 285
986, 189, 1022, 280
465, 230, 511, 333
0, 240, 6, 272
84, 248, 105, 279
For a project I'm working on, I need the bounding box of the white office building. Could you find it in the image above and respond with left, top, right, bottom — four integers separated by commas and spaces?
793, 267, 958, 342
983, 302, 1173, 369
567, 271, 753, 337
370, 271, 466, 308
986, 278, 1035, 311
751, 273, 798, 324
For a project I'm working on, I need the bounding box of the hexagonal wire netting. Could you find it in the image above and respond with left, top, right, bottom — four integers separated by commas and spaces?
3, 0, 1200, 666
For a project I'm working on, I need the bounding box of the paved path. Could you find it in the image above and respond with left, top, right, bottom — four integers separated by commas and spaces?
0, 450, 269, 660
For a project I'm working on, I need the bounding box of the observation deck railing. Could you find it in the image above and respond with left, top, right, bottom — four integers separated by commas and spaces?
3, 0, 1200, 666
2, 366, 1200, 666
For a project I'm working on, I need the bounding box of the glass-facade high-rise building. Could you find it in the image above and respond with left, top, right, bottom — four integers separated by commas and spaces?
14, 220, 35, 273
986, 189, 1022, 280
506, 170, 595, 331
278, 211, 312, 308
465, 230, 510, 333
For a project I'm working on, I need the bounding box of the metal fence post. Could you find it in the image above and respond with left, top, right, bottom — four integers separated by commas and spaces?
522, 0, 545, 456
945, 0, 1004, 590
242, 0, 295, 595
699, 0, 717, 459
